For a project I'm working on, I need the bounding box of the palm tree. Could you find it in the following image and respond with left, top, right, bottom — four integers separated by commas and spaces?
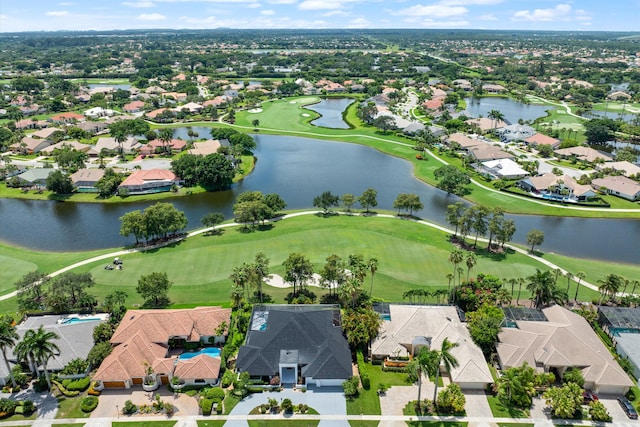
516, 278, 525, 306
565, 271, 573, 301
408, 348, 435, 413
488, 109, 505, 130
433, 337, 459, 402
526, 270, 566, 309
448, 249, 464, 287
631, 280, 639, 296
465, 252, 477, 281
597, 273, 623, 304
446, 273, 454, 303
0, 318, 19, 388
367, 257, 379, 297
17, 326, 60, 390
574, 272, 586, 302
158, 128, 174, 155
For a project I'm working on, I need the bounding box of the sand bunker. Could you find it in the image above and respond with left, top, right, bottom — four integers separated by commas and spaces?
248, 108, 263, 113
263, 273, 338, 289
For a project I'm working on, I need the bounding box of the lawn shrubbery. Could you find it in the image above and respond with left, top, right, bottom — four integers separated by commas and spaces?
200, 398, 214, 415
357, 351, 371, 390
53, 379, 80, 397
80, 396, 99, 413
342, 376, 360, 398
62, 376, 91, 392
0, 398, 35, 418
122, 400, 137, 415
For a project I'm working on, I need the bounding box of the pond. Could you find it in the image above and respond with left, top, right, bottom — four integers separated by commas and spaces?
305, 98, 354, 129
463, 97, 551, 124
0, 134, 638, 264
584, 110, 639, 124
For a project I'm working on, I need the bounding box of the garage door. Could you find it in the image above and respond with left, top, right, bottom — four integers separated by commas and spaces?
103, 381, 126, 388
132, 378, 143, 385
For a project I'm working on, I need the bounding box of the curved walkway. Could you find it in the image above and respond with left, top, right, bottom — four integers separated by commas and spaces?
0, 210, 602, 302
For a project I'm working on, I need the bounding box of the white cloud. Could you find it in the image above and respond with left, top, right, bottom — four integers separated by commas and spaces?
298, 0, 343, 10
137, 13, 166, 20
267, 0, 297, 3
261, 9, 275, 15
122, 1, 156, 7
512, 4, 572, 22
46, 11, 69, 16
394, 5, 468, 18
247, 3, 261, 7
322, 10, 348, 17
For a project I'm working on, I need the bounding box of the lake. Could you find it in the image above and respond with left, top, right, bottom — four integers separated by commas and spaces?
305, 98, 354, 129
464, 97, 551, 124
0, 134, 638, 264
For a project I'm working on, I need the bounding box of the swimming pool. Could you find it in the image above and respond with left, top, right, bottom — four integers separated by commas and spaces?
61, 317, 103, 324
178, 347, 221, 360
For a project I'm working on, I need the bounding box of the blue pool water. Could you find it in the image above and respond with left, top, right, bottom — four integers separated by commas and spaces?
178, 348, 221, 360
62, 317, 102, 324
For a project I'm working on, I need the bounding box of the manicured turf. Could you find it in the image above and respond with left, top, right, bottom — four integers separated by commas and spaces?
113, 422, 176, 427
407, 422, 467, 427
349, 422, 380, 427
487, 395, 529, 418
197, 421, 227, 427
347, 363, 411, 415
1, 213, 629, 313
248, 421, 320, 427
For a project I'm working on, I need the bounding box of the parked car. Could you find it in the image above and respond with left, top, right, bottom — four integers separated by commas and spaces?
583, 390, 598, 404
618, 396, 638, 420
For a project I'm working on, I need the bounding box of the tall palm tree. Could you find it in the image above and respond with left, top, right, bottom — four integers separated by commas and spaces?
516, 278, 525, 306
565, 271, 573, 301
574, 272, 586, 302
448, 250, 464, 287
527, 270, 566, 309
465, 252, 477, 281
488, 109, 505, 130
367, 257, 379, 297
0, 318, 19, 388
158, 128, 174, 155
433, 337, 459, 402
17, 326, 60, 390
597, 273, 622, 304
446, 273, 454, 303
631, 280, 639, 296
409, 347, 437, 413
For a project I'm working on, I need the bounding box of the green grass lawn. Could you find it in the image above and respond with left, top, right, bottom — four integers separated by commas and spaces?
56, 392, 92, 419
487, 395, 529, 418
1, 212, 632, 313
347, 363, 410, 415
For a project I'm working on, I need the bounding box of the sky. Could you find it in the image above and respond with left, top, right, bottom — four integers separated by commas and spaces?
0, 0, 638, 33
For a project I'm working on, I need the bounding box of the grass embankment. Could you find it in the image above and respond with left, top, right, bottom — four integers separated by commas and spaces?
233, 96, 640, 218
4, 213, 634, 314
248, 421, 320, 427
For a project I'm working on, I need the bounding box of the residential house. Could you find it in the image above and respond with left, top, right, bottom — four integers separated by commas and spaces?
118, 169, 181, 194
607, 91, 632, 101
40, 141, 91, 155
598, 306, 640, 380
0, 314, 107, 386
175, 102, 203, 114
94, 307, 231, 389
554, 146, 613, 164
84, 107, 117, 119
12, 168, 54, 187
524, 133, 560, 150
447, 133, 482, 150
481, 158, 529, 180
13, 136, 52, 154
370, 305, 493, 390
498, 124, 535, 142
89, 136, 141, 156
236, 304, 352, 387
14, 119, 47, 130
497, 305, 634, 394
466, 117, 507, 133
31, 127, 63, 140
591, 176, 640, 201
77, 121, 109, 135
518, 173, 597, 202
123, 100, 146, 114
189, 139, 222, 156
599, 161, 640, 178
70, 168, 106, 192
482, 84, 507, 94
139, 139, 186, 156
50, 112, 85, 124
468, 144, 514, 162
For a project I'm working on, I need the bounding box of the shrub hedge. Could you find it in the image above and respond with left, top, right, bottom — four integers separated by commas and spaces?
81, 396, 99, 413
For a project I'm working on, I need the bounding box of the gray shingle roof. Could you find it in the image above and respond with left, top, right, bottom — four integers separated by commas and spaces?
236, 305, 351, 380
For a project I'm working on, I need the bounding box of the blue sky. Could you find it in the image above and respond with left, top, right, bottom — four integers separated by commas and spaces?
1, 0, 638, 32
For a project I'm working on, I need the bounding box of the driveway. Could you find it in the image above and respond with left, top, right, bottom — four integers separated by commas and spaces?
91, 387, 199, 418
599, 394, 638, 425
225, 386, 347, 427
463, 390, 493, 419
